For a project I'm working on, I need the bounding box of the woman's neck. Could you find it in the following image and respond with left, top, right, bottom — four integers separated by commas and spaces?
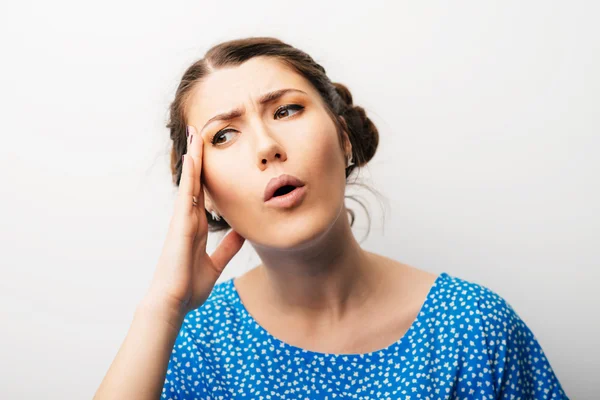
247, 206, 385, 322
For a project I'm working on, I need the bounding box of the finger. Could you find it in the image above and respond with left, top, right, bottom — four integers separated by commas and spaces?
187, 125, 204, 201
176, 151, 195, 218
166, 152, 197, 241
209, 230, 245, 273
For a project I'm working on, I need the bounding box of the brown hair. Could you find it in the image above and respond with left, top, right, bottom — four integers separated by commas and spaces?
166, 37, 381, 235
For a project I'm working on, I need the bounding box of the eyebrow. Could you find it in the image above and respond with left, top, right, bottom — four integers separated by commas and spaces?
200, 88, 308, 133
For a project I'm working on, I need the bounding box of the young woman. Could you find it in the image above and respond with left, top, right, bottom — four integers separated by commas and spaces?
95, 37, 569, 399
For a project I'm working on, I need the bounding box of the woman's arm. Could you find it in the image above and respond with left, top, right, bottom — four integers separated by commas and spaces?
94, 128, 243, 399
93, 298, 185, 400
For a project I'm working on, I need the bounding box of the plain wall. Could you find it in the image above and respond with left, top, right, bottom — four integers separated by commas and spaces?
1, 1, 597, 398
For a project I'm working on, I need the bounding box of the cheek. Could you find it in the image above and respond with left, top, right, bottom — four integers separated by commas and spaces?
301, 122, 342, 170
202, 156, 236, 202
203, 153, 257, 213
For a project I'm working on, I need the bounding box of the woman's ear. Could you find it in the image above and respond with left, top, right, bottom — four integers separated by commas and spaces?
339, 116, 353, 156
203, 187, 217, 214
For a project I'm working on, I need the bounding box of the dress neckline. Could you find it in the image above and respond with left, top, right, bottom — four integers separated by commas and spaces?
226, 271, 449, 360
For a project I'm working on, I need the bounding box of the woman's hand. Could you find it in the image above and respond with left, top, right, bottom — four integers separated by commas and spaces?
141, 125, 245, 326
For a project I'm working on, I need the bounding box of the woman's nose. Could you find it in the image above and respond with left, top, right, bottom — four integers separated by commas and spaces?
260, 151, 285, 167
258, 143, 287, 169
254, 124, 287, 169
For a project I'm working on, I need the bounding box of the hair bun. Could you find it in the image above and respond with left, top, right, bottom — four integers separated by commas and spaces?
333, 82, 354, 107
332, 82, 379, 166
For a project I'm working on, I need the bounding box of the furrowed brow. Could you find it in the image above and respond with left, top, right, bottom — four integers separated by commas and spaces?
200, 88, 307, 133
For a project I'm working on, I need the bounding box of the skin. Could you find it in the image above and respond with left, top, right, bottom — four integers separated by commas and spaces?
186, 56, 438, 354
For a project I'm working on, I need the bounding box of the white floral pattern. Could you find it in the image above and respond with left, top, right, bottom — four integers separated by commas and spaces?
161, 272, 568, 399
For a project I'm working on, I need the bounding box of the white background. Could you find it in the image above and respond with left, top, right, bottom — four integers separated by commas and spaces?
1, 1, 597, 398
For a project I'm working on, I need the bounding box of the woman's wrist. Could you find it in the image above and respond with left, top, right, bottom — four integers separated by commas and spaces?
135, 294, 186, 334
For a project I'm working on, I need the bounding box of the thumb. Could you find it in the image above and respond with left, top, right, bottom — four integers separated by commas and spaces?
209, 229, 245, 273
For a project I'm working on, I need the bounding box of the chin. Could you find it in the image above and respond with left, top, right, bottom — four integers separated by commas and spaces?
253, 203, 344, 249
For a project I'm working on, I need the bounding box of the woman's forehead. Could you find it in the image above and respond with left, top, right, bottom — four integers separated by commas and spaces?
187, 57, 317, 124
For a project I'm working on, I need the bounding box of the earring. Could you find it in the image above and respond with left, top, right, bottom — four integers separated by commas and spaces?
346, 153, 355, 168
210, 210, 221, 221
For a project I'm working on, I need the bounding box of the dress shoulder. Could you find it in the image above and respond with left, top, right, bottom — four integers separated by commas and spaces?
437, 273, 569, 399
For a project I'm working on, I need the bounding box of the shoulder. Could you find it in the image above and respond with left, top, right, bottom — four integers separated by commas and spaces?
436, 274, 569, 398
441, 273, 544, 356
162, 281, 236, 398
435, 274, 563, 383
172, 278, 242, 350
428, 271, 528, 352
432, 271, 517, 320
181, 278, 239, 328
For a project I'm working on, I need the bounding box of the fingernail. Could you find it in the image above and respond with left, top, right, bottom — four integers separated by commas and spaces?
186, 126, 189, 138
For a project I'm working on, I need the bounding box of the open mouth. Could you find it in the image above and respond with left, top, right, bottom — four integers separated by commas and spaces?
264, 183, 307, 209
264, 174, 305, 201
272, 185, 298, 197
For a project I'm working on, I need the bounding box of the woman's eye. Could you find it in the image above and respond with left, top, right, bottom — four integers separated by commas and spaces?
211, 104, 304, 147
275, 104, 304, 119
211, 129, 236, 146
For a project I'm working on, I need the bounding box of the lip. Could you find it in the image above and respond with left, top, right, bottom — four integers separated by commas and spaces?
263, 174, 306, 202
264, 185, 307, 209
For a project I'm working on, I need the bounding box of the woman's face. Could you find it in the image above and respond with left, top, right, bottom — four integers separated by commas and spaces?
186, 56, 350, 248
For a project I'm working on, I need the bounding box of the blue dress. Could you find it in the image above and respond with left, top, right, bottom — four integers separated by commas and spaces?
161, 272, 568, 399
